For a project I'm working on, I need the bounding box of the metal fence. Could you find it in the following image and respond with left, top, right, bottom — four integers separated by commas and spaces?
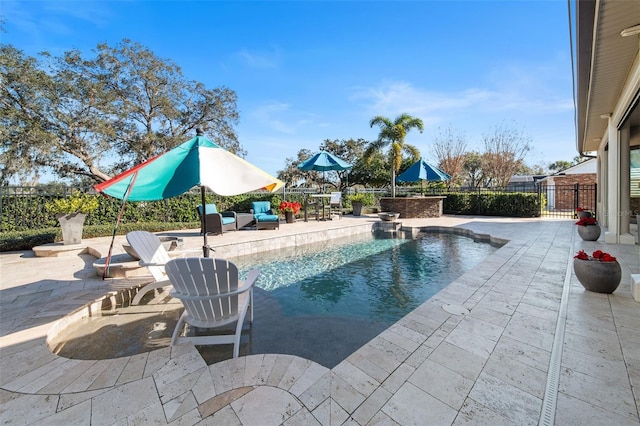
537, 183, 597, 218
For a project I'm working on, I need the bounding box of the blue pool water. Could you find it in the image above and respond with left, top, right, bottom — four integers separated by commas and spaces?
234, 231, 498, 325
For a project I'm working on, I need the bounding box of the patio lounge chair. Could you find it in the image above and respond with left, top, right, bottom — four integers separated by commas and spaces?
196, 204, 237, 235
164, 257, 259, 358
250, 201, 280, 230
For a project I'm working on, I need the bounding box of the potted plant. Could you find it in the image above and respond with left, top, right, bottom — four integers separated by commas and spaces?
575, 216, 601, 241
45, 193, 99, 245
348, 193, 374, 216
576, 207, 592, 219
279, 201, 301, 223
573, 250, 621, 293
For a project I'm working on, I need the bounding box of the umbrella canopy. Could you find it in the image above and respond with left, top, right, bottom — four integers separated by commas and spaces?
298, 151, 352, 192
298, 151, 352, 172
95, 133, 283, 201
396, 158, 451, 183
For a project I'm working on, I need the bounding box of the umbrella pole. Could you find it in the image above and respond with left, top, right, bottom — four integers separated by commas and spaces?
323, 170, 325, 193
103, 172, 137, 279
200, 186, 210, 257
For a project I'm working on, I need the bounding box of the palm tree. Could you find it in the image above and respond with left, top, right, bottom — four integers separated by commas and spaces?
367, 113, 424, 197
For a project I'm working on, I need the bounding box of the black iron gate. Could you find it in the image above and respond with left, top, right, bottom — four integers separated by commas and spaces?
538, 183, 597, 218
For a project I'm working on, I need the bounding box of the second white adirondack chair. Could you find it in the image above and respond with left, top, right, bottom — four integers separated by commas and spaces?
164, 257, 259, 358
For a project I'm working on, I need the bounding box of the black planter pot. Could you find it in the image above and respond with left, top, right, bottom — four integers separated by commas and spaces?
573, 258, 622, 293
285, 211, 294, 223
352, 202, 363, 216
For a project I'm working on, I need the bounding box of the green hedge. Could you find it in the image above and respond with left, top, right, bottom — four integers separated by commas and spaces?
0, 191, 313, 252
443, 192, 542, 217
0, 222, 200, 252
1, 191, 308, 232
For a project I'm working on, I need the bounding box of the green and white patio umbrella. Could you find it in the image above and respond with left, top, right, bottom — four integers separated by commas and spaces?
95, 129, 283, 262
95, 131, 283, 201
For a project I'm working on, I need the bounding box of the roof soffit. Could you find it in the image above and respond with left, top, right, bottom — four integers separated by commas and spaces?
577, 0, 640, 153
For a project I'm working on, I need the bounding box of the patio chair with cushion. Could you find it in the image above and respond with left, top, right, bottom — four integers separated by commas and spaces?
165, 257, 260, 358
250, 201, 280, 230
196, 204, 237, 235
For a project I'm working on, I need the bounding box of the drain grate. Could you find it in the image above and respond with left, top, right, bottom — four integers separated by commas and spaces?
538, 232, 574, 426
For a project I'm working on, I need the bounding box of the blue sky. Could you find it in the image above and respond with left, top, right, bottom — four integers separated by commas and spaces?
2, 0, 576, 178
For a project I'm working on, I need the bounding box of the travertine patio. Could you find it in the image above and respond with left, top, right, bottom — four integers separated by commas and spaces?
0, 215, 638, 425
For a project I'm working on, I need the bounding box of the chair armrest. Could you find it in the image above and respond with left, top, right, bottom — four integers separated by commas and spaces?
238, 269, 259, 291
221, 211, 237, 219
139, 260, 167, 267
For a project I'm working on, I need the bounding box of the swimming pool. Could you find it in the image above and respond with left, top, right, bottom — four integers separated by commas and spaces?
52, 229, 499, 368
233, 231, 498, 324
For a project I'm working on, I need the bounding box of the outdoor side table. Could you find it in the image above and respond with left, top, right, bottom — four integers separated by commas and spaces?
236, 213, 255, 229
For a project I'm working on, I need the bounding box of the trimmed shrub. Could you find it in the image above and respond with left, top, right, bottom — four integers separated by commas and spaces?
0, 222, 200, 252
443, 192, 540, 217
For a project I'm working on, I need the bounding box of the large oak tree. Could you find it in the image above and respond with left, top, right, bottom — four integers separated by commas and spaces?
1, 39, 241, 184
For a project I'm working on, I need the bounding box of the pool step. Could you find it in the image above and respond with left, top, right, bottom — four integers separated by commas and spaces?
373, 220, 402, 233
93, 253, 149, 278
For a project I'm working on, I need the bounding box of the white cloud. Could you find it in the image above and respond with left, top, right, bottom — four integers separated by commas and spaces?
249, 102, 319, 135
235, 46, 281, 69
349, 57, 573, 125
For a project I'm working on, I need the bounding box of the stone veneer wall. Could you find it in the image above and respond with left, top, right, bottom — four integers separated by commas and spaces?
379, 197, 445, 218
213, 222, 375, 259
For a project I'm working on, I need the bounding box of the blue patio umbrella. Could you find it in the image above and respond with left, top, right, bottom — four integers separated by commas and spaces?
298, 151, 352, 192
397, 158, 451, 183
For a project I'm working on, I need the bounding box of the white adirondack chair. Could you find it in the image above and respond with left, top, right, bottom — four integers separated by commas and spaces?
164, 257, 259, 358
126, 231, 173, 305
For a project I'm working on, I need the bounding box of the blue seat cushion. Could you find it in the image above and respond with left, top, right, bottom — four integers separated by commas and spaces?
255, 214, 279, 222
221, 217, 235, 225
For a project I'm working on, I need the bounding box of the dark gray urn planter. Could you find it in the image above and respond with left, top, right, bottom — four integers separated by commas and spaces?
573, 258, 622, 293
352, 202, 363, 216
577, 225, 601, 241
57, 213, 86, 245
284, 211, 295, 223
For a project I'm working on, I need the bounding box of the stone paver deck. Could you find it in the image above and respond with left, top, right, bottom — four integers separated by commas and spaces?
0, 215, 638, 425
